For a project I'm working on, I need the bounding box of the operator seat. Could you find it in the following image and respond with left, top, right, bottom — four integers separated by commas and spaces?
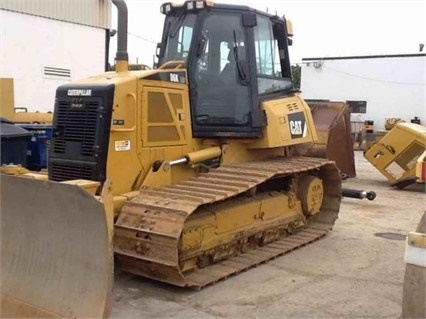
196, 45, 250, 125
219, 49, 237, 82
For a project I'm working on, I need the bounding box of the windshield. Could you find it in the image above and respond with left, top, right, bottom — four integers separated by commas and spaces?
161, 13, 197, 64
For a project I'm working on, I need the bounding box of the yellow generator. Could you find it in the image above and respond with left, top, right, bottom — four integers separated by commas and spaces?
1, 1, 342, 317
364, 123, 426, 188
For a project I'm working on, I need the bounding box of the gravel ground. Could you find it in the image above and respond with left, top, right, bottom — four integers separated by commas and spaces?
112, 151, 425, 318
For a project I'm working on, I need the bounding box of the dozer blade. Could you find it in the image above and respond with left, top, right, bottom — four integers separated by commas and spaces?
0, 175, 113, 318
302, 102, 356, 178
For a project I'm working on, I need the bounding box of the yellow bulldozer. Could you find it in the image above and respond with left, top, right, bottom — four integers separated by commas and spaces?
1, 1, 344, 317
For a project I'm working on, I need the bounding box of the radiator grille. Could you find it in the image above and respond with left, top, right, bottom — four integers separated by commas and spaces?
50, 161, 96, 182
49, 84, 114, 185
53, 99, 100, 156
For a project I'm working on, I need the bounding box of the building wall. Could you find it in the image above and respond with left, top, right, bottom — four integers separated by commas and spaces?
0, 10, 107, 112
300, 55, 426, 131
0, 0, 111, 29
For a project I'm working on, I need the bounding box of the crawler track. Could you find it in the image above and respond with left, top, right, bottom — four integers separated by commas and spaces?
114, 157, 341, 288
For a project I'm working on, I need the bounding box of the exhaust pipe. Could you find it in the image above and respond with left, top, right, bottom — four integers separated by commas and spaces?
112, 0, 129, 72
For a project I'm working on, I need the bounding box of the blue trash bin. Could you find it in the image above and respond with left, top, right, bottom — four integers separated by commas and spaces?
17, 124, 52, 171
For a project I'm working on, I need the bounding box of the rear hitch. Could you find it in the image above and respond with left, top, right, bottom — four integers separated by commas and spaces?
342, 188, 376, 201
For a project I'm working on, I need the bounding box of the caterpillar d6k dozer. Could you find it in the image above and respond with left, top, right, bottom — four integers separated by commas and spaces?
1, 0, 342, 317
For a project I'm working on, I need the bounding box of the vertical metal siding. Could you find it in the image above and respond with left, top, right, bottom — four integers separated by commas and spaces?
0, 0, 111, 29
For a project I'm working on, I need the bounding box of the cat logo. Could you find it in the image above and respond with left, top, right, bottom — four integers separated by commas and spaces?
288, 112, 307, 138
290, 120, 303, 135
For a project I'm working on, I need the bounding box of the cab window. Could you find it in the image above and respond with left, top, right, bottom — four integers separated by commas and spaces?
163, 13, 196, 62
254, 15, 292, 94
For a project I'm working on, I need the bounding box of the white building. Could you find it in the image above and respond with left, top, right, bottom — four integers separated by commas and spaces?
0, 0, 111, 112
300, 53, 426, 131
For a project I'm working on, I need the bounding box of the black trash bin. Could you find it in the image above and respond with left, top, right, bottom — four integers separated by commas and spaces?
1, 118, 32, 167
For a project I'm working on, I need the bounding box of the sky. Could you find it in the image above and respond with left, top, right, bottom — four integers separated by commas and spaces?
109, 0, 426, 66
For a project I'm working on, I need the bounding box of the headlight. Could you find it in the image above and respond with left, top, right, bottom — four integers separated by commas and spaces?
184, 1, 213, 11
160, 2, 172, 15
195, 1, 205, 9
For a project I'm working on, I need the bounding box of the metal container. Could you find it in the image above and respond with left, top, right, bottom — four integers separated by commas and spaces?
17, 124, 52, 171
304, 102, 356, 178
1, 119, 31, 166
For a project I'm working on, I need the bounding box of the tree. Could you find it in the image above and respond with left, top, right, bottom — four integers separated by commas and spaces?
291, 64, 301, 89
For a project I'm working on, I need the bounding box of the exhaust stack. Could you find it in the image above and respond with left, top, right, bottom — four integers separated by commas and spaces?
112, 0, 129, 72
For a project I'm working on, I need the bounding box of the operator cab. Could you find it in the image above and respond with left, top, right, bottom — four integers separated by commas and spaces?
158, 1, 294, 138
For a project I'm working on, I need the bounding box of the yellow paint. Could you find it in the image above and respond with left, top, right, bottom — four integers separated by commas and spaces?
408, 232, 426, 249
0, 78, 52, 123
186, 147, 222, 164
181, 192, 304, 262
3, 63, 334, 280
246, 94, 318, 149
56, 64, 324, 200
0, 78, 15, 121
61, 179, 101, 195
364, 123, 426, 184
115, 60, 129, 73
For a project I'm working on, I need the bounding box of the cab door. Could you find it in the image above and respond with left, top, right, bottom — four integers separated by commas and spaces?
189, 11, 259, 138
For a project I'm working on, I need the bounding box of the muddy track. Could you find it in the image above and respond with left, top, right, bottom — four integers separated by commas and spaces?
114, 157, 341, 288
